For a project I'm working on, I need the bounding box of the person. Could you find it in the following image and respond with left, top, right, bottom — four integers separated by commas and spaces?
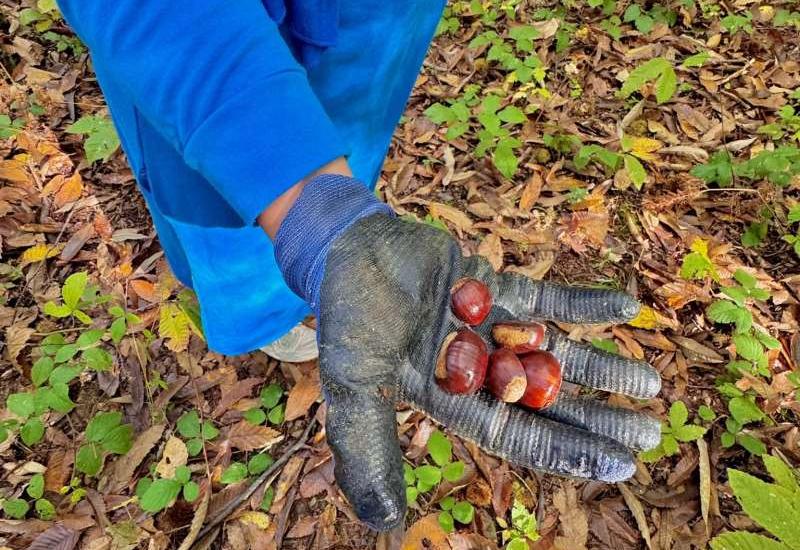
57, 0, 662, 531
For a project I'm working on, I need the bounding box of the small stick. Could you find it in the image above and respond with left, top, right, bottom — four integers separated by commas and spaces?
195, 414, 318, 540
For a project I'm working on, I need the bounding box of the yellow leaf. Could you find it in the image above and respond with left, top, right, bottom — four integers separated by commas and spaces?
20, 243, 63, 265
627, 136, 663, 161
159, 303, 191, 352
238, 511, 271, 530
690, 237, 709, 256
0, 155, 31, 184
155, 436, 187, 479
628, 305, 658, 329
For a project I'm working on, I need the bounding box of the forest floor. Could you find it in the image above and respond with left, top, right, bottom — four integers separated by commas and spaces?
1, 0, 800, 549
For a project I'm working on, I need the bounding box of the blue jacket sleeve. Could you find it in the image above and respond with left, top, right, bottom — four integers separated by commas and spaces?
57, 0, 348, 224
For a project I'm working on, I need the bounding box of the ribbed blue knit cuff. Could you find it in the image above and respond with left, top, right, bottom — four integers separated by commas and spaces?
273, 174, 394, 311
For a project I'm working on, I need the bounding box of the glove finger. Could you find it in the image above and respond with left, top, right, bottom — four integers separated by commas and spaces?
494, 273, 641, 325
399, 361, 636, 482
541, 329, 661, 399
322, 354, 406, 532
538, 394, 661, 450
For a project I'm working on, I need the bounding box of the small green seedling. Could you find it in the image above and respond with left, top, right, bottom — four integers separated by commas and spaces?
137, 465, 199, 513
619, 57, 678, 105
639, 401, 707, 463
680, 238, 719, 282
176, 410, 220, 456
76, 412, 134, 476
498, 484, 540, 549
66, 115, 121, 164
404, 430, 467, 506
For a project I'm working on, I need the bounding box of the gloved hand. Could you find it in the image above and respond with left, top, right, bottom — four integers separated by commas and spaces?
274, 174, 661, 531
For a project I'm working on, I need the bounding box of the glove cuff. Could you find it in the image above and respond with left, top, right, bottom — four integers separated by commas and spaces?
274, 173, 394, 311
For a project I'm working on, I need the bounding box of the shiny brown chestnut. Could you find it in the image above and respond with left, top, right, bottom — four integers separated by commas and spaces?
450, 278, 492, 326
491, 321, 545, 353
518, 350, 562, 410
435, 328, 488, 394
487, 349, 527, 403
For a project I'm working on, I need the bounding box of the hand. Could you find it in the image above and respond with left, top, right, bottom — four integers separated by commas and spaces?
271, 175, 661, 531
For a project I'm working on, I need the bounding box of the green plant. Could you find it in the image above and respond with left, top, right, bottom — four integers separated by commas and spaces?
680, 237, 719, 281
76, 412, 134, 476
18, 0, 60, 32
591, 338, 619, 354
176, 409, 220, 456
691, 150, 734, 187
437, 495, 475, 533
639, 401, 707, 463
65, 115, 121, 164
710, 455, 800, 550
498, 485, 540, 549
468, 28, 548, 85
41, 31, 85, 56
0, 114, 25, 139
404, 429, 467, 513
137, 465, 200, 513
774, 9, 800, 28
242, 383, 286, 427
619, 57, 678, 105
783, 204, 800, 257
758, 105, 800, 142
681, 51, 711, 69
0, 473, 55, 520
741, 208, 772, 248
720, 12, 753, 35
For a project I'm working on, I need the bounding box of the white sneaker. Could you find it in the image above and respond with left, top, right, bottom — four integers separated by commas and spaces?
259, 323, 318, 362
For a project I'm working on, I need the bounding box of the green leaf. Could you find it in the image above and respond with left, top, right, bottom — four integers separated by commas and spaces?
243, 408, 266, 425
427, 430, 452, 467
729, 469, 800, 548
139, 478, 182, 513
452, 501, 475, 524
76, 442, 104, 475
2, 498, 29, 519
721, 286, 749, 307
707, 301, 742, 324
442, 461, 465, 483
494, 138, 520, 179
43, 302, 72, 318
742, 222, 768, 248
425, 103, 457, 125
497, 105, 526, 124
109, 317, 126, 344
54, 343, 78, 363
136, 478, 152, 500
672, 424, 707, 442
762, 455, 799, 493
406, 486, 419, 504
27, 473, 45, 499
7, 392, 35, 418
733, 334, 763, 362
639, 445, 665, 463
201, 421, 219, 440
86, 411, 122, 442
654, 65, 677, 103
31, 357, 54, 387
591, 338, 619, 354
177, 410, 201, 438
721, 431, 736, 448
186, 438, 203, 457
260, 486, 275, 511
728, 397, 765, 426
170, 465, 190, 485
48, 365, 81, 385
403, 463, 415, 486
415, 465, 442, 487
733, 269, 758, 290
440, 496, 455, 511
35, 498, 56, 520
755, 330, 781, 350
620, 58, 676, 104
438, 511, 455, 533
691, 151, 734, 187
82, 347, 112, 371
221, 462, 248, 484
61, 272, 87, 310
260, 384, 283, 409
20, 418, 45, 446
248, 453, 274, 475
737, 434, 767, 456
267, 404, 285, 425
662, 434, 679, 456
66, 116, 120, 164
76, 329, 103, 348
101, 424, 133, 455
624, 154, 647, 189
682, 51, 710, 68
698, 405, 717, 422
710, 531, 792, 550
183, 481, 200, 503
668, 401, 689, 429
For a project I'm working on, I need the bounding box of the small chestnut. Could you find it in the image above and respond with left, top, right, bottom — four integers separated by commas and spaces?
435, 328, 488, 394
487, 349, 527, 403
491, 321, 545, 353
451, 278, 492, 326
518, 350, 562, 410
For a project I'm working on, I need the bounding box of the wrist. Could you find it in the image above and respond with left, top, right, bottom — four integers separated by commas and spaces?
273, 174, 394, 310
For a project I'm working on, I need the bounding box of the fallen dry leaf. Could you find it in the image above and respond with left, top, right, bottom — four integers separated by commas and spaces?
226, 420, 282, 451
155, 436, 188, 478
402, 514, 450, 550
99, 424, 165, 493
284, 372, 321, 421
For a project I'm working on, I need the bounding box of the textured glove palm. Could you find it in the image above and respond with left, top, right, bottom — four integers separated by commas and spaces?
274, 175, 661, 531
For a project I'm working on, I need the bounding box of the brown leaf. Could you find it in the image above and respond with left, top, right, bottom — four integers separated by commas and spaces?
448, 532, 498, 550
285, 516, 316, 539
227, 421, 282, 451
131, 280, 158, 303
52, 172, 83, 208
177, 490, 209, 550
59, 224, 95, 262
45, 449, 75, 492
4, 322, 34, 365
284, 372, 321, 422
212, 377, 264, 418
93, 211, 114, 240
553, 482, 588, 550
155, 436, 188, 478
28, 524, 79, 550
402, 514, 449, 550
477, 233, 504, 272
269, 455, 305, 513
519, 171, 543, 210
429, 202, 474, 234
698, 438, 711, 537
99, 424, 165, 493
670, 336, 725, 363
617, 483, 652, 550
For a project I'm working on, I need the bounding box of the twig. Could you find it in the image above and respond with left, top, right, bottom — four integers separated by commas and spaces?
195, 414, 318, 541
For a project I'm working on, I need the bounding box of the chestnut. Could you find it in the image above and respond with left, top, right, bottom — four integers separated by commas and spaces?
451, 278, 492, 326
491, 321, 545, 353
518, 351, 562, 410
487, 349, 527, 403
435, 328, 488, 394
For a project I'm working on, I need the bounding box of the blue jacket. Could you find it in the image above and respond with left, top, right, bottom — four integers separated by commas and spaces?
57, 0, 445, 353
